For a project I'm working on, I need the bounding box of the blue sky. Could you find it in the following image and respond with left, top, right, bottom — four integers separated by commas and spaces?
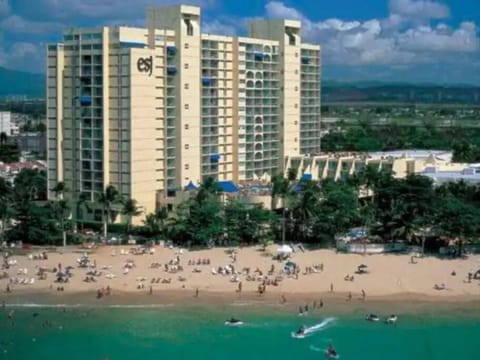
0, 0, 479, 84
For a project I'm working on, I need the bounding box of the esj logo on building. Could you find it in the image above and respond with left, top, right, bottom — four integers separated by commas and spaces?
137, 56, 153, 76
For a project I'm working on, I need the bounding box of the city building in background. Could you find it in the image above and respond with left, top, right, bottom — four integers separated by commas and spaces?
13, 132, 47, 158
0, 112, 11, 135
46, 4, 321, 223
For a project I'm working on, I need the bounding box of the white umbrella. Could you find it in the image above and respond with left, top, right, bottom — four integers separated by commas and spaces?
277, 245, 293, 255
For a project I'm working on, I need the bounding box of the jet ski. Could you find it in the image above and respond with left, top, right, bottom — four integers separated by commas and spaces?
326, 345, 339, 359
225, 318, 243, 326
386, 315, 397, 324
366, 314, 380, 322
291, 326, 306, 339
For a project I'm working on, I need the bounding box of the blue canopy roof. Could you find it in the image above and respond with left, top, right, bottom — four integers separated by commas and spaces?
184, 181, 198, 191
216, 181, 240, 193
301, 173, 312, 181
120, 41, 146, 48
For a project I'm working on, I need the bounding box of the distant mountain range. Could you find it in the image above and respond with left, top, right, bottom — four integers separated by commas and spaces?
0, 67, 45, 98
0, 67, 479, 104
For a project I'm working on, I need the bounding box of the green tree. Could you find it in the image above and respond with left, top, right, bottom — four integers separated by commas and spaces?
121, 198, 142, 233
50, 199, 70, 246
0, 177, 14, 241
50, 181, 69, 246
0, 132, 7, 147
170, 178, 224, 246
224, 200, 271, 245
98, 185, 120, 239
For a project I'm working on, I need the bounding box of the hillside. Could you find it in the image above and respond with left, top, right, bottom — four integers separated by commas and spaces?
0, 67, 45, 98
0, 66, 479, 104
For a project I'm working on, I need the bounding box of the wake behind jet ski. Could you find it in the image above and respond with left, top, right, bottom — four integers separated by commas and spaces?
366, 314, 379, 322
386, 315, 397, 324
225, 317, 243, 326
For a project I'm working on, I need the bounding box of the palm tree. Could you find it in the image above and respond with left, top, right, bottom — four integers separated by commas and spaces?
0, 177, 14, 241
51, 199, 70, 247
0, 132, 7, 147
142, 206, 169, 240
50, 181, 69, 246
270, 173, 288, 210
121, 198, 142, 233
51, 181, 68, 200
155, 206, 169, 240
98, 185, 120, 239
75, 192, 91, 232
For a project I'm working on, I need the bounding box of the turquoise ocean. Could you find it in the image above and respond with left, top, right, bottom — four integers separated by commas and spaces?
1, 304, 479, 360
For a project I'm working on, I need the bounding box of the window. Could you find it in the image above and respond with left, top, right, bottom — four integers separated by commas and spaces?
184, 63, 189, 69
185, 164, 189, 170
184, 18, 194, 36
185, 144, 189, 149
184, 43, 189, 49
184, 104, 189, 110
184, 83, 189, 89
295, 52, 299, 57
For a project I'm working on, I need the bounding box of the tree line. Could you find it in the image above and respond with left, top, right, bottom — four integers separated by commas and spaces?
321, 121, 480, 162
1, 167, 479, 255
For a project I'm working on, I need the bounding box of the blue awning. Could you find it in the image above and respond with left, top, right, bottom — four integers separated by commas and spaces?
301, 56, 311, 64
167, 65, 177, 75
202, 77, 212, 86
301, 173, 312, 181
120, 41, 146, 48
79, 96, 92, 106
216, 181, 240, 193
184, 181, 198, 191
167, 46, 177, 55
210, 154, 220, 163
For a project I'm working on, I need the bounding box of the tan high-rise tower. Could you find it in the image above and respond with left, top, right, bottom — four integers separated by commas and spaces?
47, 4, 321, 224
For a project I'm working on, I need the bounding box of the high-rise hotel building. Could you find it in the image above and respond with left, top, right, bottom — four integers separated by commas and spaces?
46, 5, 321, 222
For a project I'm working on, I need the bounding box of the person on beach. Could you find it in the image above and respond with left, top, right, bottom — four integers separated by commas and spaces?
195, 288, 199, 298
281, 295, 287, 304
237, 281, 242, 293
347, 292, 352, 301
361, 289, 366, 300
319, 300, 323, 308
330, 283, 334, 292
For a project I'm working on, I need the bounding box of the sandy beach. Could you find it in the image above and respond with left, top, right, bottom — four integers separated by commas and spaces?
1, 245, 480, 308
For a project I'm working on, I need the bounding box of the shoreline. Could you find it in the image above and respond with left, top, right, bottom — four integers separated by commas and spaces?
3, 289, 480, 316
2, 245, 480, 315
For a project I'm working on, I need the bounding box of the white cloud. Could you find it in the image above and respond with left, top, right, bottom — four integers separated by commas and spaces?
398, 22, 479, 52
0, 41, 41, 69
264, 1, 303, 20
262, 1, 480, 67
202, 19, 237, 36
0, 15, 62, 34
389, 0, 450, 20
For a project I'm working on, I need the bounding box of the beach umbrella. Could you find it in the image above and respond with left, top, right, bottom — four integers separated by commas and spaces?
277, 245, 293, 255
358, 264, 368, 269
